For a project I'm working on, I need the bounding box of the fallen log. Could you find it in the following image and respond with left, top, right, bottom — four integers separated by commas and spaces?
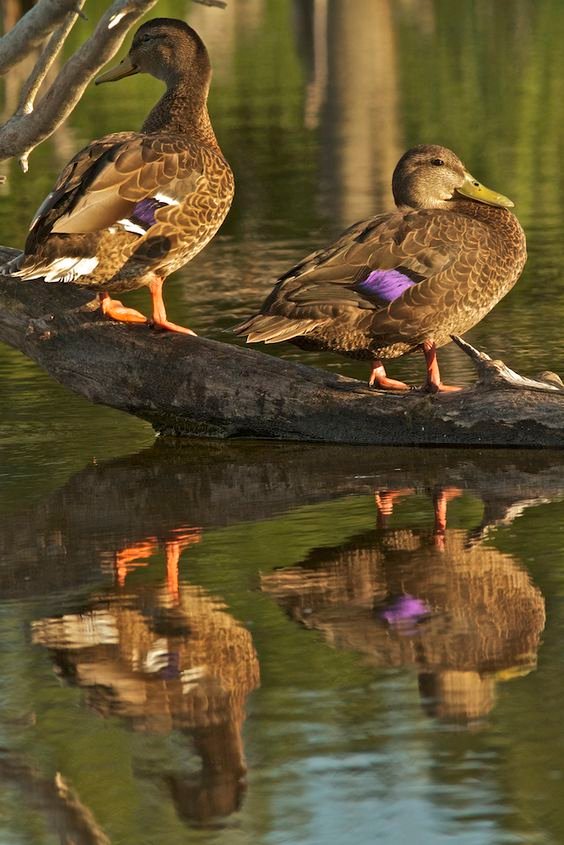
0, 243, 563, 447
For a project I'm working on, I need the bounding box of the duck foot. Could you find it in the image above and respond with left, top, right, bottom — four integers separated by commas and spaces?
150, 318, 197, 336
422, 341, 461, 393
422, 382, 461, 394
369, 360, 410, 390
451, 335, 564, 392
99, 292, 147, 324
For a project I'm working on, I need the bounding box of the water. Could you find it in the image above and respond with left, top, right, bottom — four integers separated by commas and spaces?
1, 1, 564, 843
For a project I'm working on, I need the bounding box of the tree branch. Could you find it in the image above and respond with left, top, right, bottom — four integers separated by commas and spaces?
17, 4, 86, 119
0, 0, 84, 76
190, 0, 227, 6
0, 243, 563, 448
0, 0, 160, 167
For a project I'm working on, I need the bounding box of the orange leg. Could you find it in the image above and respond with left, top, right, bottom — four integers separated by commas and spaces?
99, 291, 147, 324
375, 488, 414, 527
422, 341, 461, 393
149, 276, 197, 336
369, 359, 410, 390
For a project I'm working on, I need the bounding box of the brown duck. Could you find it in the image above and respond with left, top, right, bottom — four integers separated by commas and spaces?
2, 18, 234, 334
235, 145, 526, 391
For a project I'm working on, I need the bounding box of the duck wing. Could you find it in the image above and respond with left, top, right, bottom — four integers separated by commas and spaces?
235, 210, 468, 344
28, 134, 204, 239
16, 133, 223, 281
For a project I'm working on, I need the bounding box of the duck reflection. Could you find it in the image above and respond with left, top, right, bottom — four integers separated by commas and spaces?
2, 443, 562, 836
31, 537, 260, 827
262, 487, 545, 722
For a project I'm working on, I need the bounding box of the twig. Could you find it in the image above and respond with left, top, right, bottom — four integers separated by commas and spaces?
190, 0, 228, 7
0, 0, 82, 76
18, 4, 86, 118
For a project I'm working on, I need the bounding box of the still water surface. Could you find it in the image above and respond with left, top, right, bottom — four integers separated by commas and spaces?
1, 1, 564, 843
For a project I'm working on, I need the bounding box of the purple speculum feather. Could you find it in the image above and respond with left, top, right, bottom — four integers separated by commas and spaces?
131, 197, 167, 229
357, 268, 417, 303
379, 594, 430, 628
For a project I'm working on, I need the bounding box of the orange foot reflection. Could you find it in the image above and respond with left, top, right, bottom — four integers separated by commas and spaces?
115, 539, 155, 587
113, 528, 202, 600
374, 488, 414, 527
433, 487, 463, 550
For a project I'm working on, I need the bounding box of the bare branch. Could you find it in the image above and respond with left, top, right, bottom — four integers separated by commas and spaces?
0, 0, 83, 76
190, 0, 228, 7
0, 0, 159, 165
17, 4, 86, 118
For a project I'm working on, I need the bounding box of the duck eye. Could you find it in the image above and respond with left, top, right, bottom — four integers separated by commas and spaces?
431, 158, 445, 167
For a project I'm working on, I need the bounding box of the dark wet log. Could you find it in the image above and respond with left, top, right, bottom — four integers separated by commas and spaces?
1, 243, 563, 446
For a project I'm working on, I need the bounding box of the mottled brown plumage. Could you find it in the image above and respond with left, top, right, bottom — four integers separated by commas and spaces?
2, 18, 234, 334
235, 145, 526, 391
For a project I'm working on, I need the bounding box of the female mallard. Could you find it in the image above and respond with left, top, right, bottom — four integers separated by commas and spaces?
235, 145, 526, 391
2, 18, 234, 334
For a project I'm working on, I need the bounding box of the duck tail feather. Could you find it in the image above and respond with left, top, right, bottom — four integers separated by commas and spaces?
235, 314, 321, 344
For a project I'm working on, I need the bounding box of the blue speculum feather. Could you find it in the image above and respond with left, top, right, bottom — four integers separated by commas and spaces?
130, 197, 167, 230
356, 268, 417, 303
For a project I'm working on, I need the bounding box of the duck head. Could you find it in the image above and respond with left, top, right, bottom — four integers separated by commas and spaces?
392, 144, 514, 210
96, 18, 211, 88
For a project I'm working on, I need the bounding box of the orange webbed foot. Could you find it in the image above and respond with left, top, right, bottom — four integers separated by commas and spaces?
150, 318, 197, 336
369, 360, 411, 391
100, 294, 147, 324
423, 382, 462, 394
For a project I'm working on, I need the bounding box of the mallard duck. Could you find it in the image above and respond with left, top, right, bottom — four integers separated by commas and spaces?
2, 18, 234, 334
235, 145, 526, 391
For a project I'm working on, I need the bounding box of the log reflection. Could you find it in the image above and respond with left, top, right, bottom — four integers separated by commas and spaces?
31, 539, 260, 827
262, 488, 545, 722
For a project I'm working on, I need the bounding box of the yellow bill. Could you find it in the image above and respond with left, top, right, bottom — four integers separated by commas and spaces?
455, 172, 514, 208
95, 55, 139, 85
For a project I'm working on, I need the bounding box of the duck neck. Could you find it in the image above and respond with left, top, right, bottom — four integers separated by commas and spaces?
142, 74, 219, 150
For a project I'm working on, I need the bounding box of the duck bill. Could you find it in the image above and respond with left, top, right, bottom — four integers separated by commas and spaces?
455, 172, 514, 208
95, 55, 139, 85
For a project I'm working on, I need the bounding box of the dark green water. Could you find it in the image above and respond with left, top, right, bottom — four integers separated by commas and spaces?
1, 2, 564, 843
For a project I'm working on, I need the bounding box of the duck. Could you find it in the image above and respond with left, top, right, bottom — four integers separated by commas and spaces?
234, 145, 526, 391
2, 18, 234, 335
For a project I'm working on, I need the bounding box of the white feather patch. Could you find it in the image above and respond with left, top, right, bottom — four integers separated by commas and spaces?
43, 256, 98, 282
154, 192, 179, 206
118, 218, 146, 236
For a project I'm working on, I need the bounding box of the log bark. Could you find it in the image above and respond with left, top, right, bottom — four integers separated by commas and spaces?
0, 243, 563, 447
